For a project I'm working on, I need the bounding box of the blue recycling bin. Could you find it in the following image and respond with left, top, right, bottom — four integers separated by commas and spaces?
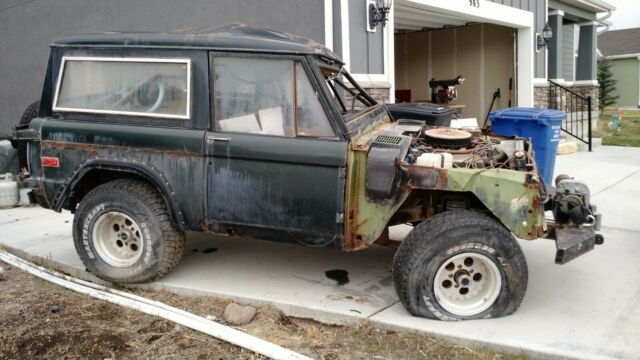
489, 107, 565, 186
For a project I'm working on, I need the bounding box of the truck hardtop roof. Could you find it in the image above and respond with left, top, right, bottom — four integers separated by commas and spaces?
52, 24, 342, 64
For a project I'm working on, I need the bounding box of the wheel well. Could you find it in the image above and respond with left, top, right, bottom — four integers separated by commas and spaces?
391, 190, 492, 225
63, 168, 185, 231
65, 169, 136, 211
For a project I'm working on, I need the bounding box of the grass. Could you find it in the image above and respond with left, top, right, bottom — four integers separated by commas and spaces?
593, 109, 640, 147
0, 261, 531, 360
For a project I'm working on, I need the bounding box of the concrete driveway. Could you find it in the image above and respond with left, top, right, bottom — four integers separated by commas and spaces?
1, 145, 638, 360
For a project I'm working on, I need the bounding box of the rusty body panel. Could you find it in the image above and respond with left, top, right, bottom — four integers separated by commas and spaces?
343, 109, 407, 250
32, 118, 205, 231
342, 112, 546, 248
406, 166, 545, 239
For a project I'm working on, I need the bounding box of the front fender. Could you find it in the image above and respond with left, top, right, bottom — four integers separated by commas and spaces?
407, 166, 545, 239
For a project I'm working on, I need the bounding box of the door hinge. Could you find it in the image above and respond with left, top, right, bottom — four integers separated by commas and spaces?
336, 212, 344, 224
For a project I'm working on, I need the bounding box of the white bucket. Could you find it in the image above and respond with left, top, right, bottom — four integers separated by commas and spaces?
19, 188, 32, 206
0, 173, 18, 208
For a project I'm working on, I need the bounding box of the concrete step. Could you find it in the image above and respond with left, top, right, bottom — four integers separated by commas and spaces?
557, 136, 602, 154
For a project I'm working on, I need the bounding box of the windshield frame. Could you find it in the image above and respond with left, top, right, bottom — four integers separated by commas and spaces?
311, 56, 388, 137
313, 59, 378, 115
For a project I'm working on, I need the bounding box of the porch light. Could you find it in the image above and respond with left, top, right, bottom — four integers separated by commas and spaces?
369, 0, 392, 29
536, 23, 553, 51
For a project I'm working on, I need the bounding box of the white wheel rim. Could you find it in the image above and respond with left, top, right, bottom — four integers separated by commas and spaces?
92, 211, 144, 267
433, 252, 502, 317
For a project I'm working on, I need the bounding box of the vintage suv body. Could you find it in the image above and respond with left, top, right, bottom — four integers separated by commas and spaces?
13, 25, 603, 321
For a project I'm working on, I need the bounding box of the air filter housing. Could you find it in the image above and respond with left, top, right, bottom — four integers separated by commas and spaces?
365, 132, 411, 201
423, 128, 472, 148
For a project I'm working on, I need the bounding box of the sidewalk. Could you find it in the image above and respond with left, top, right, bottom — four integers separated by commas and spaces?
1, 146, 639, 359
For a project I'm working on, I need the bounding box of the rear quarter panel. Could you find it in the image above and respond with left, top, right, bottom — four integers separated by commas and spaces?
38, 119, 205, 230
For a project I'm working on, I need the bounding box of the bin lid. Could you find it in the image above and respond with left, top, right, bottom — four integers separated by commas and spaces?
489, 107, 566, 125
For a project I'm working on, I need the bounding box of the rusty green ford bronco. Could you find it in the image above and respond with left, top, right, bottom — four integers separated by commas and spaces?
12, 25, 603, 321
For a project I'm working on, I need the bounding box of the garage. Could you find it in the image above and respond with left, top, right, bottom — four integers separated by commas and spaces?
392, 0, 540, 123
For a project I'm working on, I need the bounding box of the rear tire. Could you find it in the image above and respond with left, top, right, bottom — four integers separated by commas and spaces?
392, 210, 528, 321
72, 178, 184, 283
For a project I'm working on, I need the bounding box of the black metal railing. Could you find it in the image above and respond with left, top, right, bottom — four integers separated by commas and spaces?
548, 80, 592, 151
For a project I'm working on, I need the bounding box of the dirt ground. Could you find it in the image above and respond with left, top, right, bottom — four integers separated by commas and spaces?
0, 263, 527, 360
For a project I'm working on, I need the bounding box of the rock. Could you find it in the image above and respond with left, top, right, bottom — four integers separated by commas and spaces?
223, 303, 256, 326
205, 315, 217, 321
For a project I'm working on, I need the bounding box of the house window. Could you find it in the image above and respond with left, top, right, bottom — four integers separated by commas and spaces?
54, 57, 190, 119
213, 57, 335, 138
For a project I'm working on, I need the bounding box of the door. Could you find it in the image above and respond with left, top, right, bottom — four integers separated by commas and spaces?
205, 54, 347, 244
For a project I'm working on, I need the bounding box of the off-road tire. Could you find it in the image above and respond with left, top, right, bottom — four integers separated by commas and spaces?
72, 178, 184, 283
16, 100, 40, 171
19, 101, 40, 127
392, 210, 528, 321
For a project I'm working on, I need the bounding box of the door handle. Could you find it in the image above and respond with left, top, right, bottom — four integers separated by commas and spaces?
206, 136, 230, 144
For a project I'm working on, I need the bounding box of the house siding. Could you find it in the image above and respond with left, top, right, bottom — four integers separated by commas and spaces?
0, 0, 324, 135
348, 0, 385, 74
610, 58, 640, 108
562, 24, 578, 81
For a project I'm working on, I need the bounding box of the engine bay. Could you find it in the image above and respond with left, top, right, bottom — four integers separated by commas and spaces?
364, 120, 538, 203
382, 120, 536, 172
364, 119, 601, 244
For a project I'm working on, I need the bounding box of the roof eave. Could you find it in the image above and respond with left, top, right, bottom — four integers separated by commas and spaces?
605, 53, 640, 60
564, 0, 615, 13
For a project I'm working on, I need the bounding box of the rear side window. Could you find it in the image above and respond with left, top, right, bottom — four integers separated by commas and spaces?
53, 57, 191, 119
212, 57, 335, 138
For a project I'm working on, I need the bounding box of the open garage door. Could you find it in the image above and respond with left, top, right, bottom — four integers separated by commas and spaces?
387, 0, 540, 123
394, 2, 516, 122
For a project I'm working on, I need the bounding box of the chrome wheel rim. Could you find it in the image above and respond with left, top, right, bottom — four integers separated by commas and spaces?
433, 252, 502, 316
92, 211, 143, 267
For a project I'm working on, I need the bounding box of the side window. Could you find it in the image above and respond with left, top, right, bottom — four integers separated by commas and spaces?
295, 63, 335, 138
54, 58, 190, 119
212, 57, 336, 138
213, 57, 294, 136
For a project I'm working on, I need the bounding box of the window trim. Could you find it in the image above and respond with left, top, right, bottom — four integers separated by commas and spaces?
52, 56, 192, 120
210, 53, 338, 140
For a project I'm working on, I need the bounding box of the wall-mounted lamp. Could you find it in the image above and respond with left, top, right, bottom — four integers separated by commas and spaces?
367, 0, 392, 32
536, 23, 553, 51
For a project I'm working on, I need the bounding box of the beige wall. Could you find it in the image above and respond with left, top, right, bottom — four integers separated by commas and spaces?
395, 24, 515, 121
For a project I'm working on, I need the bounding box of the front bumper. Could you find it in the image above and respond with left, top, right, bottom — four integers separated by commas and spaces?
547, 175, 604, 264
553, 226, 604, 264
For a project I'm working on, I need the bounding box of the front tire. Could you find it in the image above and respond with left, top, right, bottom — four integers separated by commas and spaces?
392, 210, 528, 321
72, 178, 184, 283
